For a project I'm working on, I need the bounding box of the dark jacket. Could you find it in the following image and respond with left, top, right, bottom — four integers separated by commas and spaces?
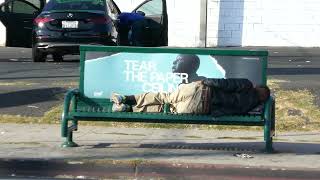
203, 78, 260, 117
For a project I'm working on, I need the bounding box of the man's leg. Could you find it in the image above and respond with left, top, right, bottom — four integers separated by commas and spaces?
123, 95, 137, 105
132, 92, 169, 113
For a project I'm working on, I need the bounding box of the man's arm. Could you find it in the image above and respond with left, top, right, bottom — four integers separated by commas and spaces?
203, 78, 253, 92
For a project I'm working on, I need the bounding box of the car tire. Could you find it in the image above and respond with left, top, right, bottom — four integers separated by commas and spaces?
32, 47, 46, 62
52, 53, 63, 62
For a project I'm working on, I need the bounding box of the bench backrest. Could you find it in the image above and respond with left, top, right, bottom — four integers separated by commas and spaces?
79, 46, 268, 99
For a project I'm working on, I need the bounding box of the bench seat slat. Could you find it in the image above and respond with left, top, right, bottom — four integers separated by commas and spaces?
69, 111, 263, 124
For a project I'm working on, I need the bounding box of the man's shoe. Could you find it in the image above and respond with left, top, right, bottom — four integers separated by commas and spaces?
112, 103, 131, 112
111, 93, 125, 104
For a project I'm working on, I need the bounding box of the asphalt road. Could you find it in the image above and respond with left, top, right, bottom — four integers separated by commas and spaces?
0, 47, 320, 116
0, 47, 79, 116
1, 159, 320, 180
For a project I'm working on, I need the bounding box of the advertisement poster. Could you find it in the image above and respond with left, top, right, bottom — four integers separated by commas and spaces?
84, 53, 227, 98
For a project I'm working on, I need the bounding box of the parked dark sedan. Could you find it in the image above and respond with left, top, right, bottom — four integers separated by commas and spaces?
0, 0, 168, 62
32, 0, 120, 62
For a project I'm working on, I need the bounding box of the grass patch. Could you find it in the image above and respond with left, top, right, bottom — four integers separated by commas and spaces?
269, 79, 320, 131
1, 79, 319, 132
274, 89, 320, 131
0, 105, 63, 124
52, 81, 78, 87
0, 115, 39, 124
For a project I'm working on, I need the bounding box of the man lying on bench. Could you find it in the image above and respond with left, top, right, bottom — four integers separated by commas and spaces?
111, 78, 270, 117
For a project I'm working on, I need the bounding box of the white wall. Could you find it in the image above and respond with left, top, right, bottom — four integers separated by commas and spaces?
114, 0, 205, 47
207, 0, 320, 47
167, 0, 204, 47
0, 21, 6, 47
113, 0, 145, 12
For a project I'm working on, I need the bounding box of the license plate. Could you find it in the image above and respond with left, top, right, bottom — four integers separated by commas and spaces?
62, 21, 78, 29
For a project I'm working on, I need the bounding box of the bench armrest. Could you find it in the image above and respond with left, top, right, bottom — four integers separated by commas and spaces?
62, 89, 80, 121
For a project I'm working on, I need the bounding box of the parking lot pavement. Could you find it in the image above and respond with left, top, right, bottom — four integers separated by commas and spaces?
0, 123, 319, 170
1, 46, 320, 116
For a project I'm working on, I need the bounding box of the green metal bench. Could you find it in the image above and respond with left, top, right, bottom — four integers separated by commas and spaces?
61, 46, 275, 152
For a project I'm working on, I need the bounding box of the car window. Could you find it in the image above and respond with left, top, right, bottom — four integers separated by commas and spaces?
106, 0, 119, 16
136, 0, 163, 16
43, 0, 106, 12
25, 0, 41, 9
11, 0, 38, 14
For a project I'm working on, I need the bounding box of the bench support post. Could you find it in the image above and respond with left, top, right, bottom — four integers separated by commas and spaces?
264, 97, 275, 153
61, 121, 78, 148
61, 89, 79, 148
264, 119, 273, 152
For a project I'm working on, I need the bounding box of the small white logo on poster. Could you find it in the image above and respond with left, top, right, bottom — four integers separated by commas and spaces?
93, 91, 104, 97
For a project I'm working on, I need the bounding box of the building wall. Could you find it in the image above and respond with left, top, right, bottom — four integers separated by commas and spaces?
207, 0, 320, 47
167, 0, 204, 47
113, 0, 145, 12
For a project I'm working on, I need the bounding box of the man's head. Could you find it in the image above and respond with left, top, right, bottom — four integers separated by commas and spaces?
255, 85, 271, 103
172, 54, 200, 74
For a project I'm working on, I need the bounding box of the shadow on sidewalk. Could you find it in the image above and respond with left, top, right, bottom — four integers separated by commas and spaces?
89, 141, 320, 155
0, 88, 66, 108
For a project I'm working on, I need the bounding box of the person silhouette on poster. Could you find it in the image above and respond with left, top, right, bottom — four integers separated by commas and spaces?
171, 54, 206, 84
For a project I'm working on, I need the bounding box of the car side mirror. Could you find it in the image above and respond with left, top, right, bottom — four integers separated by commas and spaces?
136, 11, 145, 16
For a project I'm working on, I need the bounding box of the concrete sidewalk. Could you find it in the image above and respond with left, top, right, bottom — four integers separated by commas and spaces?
0, 123, 319, 170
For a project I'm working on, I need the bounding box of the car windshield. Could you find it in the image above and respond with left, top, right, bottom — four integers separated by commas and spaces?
43, 0, 106, 12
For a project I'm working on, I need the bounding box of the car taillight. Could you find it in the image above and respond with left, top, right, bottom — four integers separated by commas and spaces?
34, 17, 54, 24
87, 17, 112, 24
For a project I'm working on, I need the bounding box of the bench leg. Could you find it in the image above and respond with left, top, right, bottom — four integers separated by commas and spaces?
264, 118, 274, 153
61, 119, 78, 148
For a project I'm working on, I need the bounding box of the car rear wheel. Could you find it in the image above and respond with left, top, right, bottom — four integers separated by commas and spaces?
52, 53, 63, 62
32, 47, 46, 62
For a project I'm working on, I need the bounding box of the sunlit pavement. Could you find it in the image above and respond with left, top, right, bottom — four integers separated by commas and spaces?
0, 123, 319, 179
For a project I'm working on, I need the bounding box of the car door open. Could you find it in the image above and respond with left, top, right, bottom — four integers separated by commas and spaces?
117, 0, 168, 47
131, 0, 167, 46
0, 0, 44, 47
